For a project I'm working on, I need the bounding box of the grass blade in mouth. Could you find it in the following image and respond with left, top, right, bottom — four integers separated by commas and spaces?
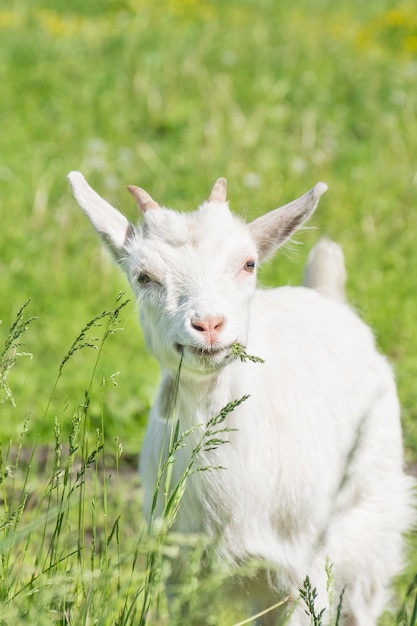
231, 342, 265, 364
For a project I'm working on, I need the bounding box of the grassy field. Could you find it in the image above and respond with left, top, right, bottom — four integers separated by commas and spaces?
1, 0, 417, 623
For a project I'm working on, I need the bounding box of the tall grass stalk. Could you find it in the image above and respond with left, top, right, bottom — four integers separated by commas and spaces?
0, 297, 134, 623
0, 298, 250, 624
136, 343, 250, 624
0, 300, 36, 407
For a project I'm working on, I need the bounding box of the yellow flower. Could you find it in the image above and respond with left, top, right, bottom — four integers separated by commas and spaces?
0, 10, 23, 30
384, 9, 408, 27
38, 10, 83, 38
405, 34, 417, 53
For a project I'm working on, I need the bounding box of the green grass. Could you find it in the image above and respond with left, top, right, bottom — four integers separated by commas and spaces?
1, 294, 417, 625
1, 0, 417, 623
1, 0, 417, 452
0, 303, 258, 625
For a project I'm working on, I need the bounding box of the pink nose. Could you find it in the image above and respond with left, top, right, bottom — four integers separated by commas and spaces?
191, 316, 225, 341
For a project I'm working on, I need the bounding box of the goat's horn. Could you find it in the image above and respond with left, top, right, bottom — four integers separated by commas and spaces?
208, 178, 227, 203
127, 185, 160, 213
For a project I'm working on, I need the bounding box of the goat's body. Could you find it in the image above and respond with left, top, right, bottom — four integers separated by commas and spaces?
68, 173, 414, 625
141, 285, 412, 623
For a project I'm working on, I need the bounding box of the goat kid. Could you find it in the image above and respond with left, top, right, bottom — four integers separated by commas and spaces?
68, 172, 414, 625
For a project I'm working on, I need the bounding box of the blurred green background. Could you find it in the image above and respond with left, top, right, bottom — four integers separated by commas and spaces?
1, 0, 417, 458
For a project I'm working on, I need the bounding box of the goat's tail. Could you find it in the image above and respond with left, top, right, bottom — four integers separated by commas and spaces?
303, 238, 347, 303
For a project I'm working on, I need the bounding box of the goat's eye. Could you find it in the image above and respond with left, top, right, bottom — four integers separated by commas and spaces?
243, 259, 256, 273
137, 273, 152, 286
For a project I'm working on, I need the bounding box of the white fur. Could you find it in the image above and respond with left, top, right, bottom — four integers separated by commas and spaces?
68, 172, 414, 625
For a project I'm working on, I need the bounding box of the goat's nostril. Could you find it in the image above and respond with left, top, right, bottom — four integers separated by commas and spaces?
192, 322, 206, 333
213, 318, 224, 331
191, 316, 225, 335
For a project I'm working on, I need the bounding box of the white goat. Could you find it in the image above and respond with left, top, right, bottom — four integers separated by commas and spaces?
68, 172, 413, 625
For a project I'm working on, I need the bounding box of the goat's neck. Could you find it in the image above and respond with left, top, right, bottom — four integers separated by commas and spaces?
156, 365, 237, 427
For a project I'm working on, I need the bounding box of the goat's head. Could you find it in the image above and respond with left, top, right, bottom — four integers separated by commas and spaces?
68, 172, 327, 378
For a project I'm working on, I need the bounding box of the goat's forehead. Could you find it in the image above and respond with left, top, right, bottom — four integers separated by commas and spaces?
137, 203, 251, 249
126, 203, 256, 279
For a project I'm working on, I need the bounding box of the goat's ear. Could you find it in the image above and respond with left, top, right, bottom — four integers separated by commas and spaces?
249, 182, 327, 262
67, 171, 134, 262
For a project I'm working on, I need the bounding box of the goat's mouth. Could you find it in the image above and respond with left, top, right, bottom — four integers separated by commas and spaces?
174, 342, 233, 366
